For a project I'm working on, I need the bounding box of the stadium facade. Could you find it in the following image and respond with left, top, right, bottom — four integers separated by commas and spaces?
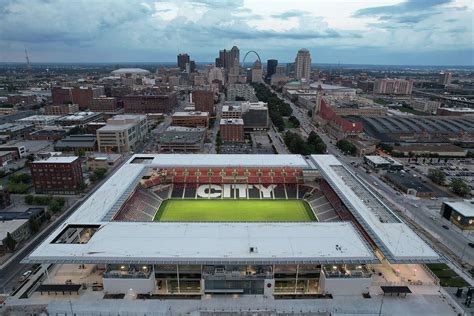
24, 154, 439, 297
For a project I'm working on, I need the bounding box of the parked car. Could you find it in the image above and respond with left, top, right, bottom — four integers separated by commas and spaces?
442, 225, 449, 230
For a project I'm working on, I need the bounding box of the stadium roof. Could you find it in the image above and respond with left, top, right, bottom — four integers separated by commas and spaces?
148, 154, 309, 168
25, 222, 377, 264
310, 155, 439, 263
111, 68, 150, 75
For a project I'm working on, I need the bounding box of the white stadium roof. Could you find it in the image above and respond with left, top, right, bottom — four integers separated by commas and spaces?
25, 154, 438, 265
111, 68, 150, 75
26, 222, 376, 264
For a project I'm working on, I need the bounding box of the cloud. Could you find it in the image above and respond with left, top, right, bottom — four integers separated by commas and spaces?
0, 0, 471, 65
378, 13, 435, 25
353, 0, 453, 18
271, 10, 309, 20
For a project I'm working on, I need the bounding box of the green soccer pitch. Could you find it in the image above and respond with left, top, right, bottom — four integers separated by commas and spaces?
153, 199, 317, 222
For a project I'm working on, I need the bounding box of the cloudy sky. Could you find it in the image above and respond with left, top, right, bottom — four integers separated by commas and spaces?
0, 0, 472, 65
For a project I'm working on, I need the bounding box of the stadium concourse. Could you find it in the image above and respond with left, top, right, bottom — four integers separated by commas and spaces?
18, 154, 442, 309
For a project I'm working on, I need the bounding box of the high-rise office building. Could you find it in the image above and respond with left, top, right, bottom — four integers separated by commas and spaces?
295, 48, 311, 82
177, 53, 190, 71
251, 60, 263, 83
438, 72, 452, 86
266, 59, 278, 80
373, 79, 413, 95
216, 46, 240, 71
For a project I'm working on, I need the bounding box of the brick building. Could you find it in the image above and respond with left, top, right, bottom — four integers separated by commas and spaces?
30, 156, 83, 195
171, 111, 209, 128
0, 187, 11, 209
7, 94, 37, 106
51, 87, 73, 105
26, 129, 67, 141
123, 93, 177, 114
72, 86, 105, 110
316, 99, 364, 140
90, 96, 120, 112
0, 151, 19, 167
220, 119, 244, 142
193, 90, 215, 115
373, 79, 413, 95
44, 104, 79, 115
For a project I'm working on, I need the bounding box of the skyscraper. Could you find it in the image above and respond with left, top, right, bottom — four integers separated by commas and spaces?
251, 60, 263, 83
295, 48, 311, 82
177, 53, 190, 71
266, 59, 278, 80
216, 46, 240, 71
438, 72, 452, 86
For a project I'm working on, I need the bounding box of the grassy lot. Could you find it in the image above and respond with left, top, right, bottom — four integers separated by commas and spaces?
154, 199, 316, 222
426, 263, 470, 287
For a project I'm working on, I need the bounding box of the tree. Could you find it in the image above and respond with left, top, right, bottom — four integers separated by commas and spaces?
336, 139, 357, 156
93, 168, 107, 180
307, 131, 327, 154
7, 182, 28, 194
49, 200, 62, 213
29, 217, 40, 234
428, 168, 446, 185
288, 116, 300, 128
9, 173, 31, 184
450, 178, 470, 197
291, 96, 298, 103
378, 143, 393, 153
5, 232, 16, 251
25, 195, 35, 205
77, 148, 86, 157
89, 174, 98, 183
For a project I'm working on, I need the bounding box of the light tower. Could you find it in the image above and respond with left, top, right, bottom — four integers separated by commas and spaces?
25, 48, 32, 87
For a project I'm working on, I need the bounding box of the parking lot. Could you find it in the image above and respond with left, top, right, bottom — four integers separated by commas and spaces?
400, 157, 474, 196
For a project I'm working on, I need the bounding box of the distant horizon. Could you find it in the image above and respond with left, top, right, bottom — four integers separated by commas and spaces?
1, 61, 473, 69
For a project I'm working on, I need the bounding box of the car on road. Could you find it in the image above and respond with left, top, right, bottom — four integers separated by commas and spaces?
442, 225, 449, 230
468, 242, 474, 248
19, 270, 32, 282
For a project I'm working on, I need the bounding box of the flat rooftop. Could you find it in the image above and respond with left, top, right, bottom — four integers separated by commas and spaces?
365, 155, 390, 165
172, 111, 209, 117
220, 118, 244, 125
34, 156, 79, 164
25, 222, 376, 264
444, 200, 474, 217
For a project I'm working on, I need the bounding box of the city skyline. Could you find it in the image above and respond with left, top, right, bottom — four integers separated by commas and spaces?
0, 0, 473, 65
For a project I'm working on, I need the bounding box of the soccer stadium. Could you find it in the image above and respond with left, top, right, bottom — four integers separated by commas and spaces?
24, 154, 439, 298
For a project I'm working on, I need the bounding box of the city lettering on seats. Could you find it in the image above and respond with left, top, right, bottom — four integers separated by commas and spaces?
196, 184, 276, 198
